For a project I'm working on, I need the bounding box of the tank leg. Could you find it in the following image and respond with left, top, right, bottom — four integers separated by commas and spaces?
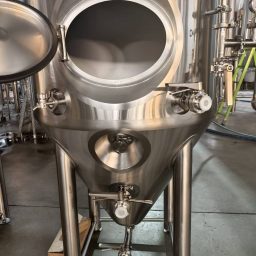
0, 156, 10, 224
119, 226, 134, 256
56, 144, 81, 256
173, 141, 192, 256
88, 194, 102, 231
164, 179, 174, 233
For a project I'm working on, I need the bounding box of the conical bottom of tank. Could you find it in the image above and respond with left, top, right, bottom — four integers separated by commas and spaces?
49, 122, 206, 226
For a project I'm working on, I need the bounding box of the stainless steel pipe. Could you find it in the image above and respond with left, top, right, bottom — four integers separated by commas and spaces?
0, 155, 10, 224
173, 141, 192, 256
164, 179, 174, 234
88, 193, 102, 232
56, 144, 81, 256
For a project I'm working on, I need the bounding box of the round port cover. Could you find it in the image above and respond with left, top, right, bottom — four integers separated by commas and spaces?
0, 0, 58, 83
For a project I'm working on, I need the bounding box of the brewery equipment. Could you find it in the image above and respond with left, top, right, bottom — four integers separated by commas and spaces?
0, 0, 255, 255
0, 151, 10, 225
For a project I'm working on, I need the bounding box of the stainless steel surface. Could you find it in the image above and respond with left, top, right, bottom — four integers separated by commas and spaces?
22, 0, 216, 228
55, 144, 81, 256
88, 131, 151, 172
173, 141, 192, 256
0, 137, 256, 256
58, 25, 69, 62
90, 188, 153, 220
0, 155, 10, 225
0, 0, 57, 83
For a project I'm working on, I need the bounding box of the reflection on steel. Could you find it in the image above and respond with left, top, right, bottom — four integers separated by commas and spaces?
29, 0, 214, 229
88, 130, 151, 172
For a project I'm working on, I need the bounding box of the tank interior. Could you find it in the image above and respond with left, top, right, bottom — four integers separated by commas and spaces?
66, 1, 166, 80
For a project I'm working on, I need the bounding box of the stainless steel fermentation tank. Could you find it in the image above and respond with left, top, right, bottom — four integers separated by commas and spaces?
0, 0, 220, 255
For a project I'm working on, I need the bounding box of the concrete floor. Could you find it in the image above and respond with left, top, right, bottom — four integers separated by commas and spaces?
0, 98, 255, 255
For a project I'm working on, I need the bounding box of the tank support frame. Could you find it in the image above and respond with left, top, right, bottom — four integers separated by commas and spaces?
56, 140, 192, 256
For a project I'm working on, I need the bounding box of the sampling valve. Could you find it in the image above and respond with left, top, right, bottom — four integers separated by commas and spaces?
33, 89, 67, 115
89, 185, 153, 220
165, 82, 212, 114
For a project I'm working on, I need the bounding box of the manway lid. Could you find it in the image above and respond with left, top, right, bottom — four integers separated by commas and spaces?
0, 0, 58, 83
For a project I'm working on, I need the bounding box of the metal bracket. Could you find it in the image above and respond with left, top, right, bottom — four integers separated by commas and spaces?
57, 25, 68, 62
204, 5, 231, 16
166, 82, 203, 91
155, 82, 203, 93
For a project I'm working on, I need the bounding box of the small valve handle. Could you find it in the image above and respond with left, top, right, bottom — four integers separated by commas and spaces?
89, 192, 119, 201
129, 199, 153, 205
89, 193, 152, 204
